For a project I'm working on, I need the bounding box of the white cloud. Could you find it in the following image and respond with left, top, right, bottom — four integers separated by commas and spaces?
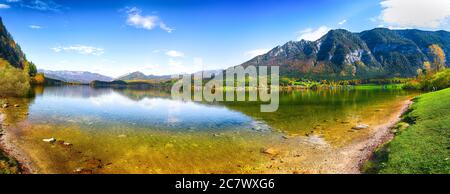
244, 48, 270, 58
165, 50, 185, 57
0, 4, 10, 9
338, 19, 347, 25
159, 22, 174, 33
380, 0, 450, 28
52, 45, 105, 56
125, 7, 174, 33
22, 0, 63, 12
29, 25, 42, 29
297, 26, 330, 41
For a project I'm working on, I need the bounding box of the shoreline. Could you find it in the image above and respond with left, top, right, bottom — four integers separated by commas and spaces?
259, 99, 414, 174
345, 99, 413, 173
0, 113, 37, 174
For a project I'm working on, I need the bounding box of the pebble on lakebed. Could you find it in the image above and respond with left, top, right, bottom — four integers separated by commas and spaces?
352, 124, 369, 130
261, 148, 279, 155
43, 138, 56, 143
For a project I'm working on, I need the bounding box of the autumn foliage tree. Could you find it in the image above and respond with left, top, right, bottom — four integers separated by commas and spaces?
428, 44, 446, 73
32, 73, 45, 85
0, 58, 31, 97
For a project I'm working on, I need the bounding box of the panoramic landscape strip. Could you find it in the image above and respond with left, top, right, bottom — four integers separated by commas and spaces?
0, 0, 449, 175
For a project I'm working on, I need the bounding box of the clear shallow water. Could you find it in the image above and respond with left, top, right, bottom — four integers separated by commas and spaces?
1, 86, 417, 174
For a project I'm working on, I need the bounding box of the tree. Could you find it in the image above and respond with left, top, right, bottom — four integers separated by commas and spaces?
32, 73, 45, 85
428, 44, 446, 72
0, 58, 31, 97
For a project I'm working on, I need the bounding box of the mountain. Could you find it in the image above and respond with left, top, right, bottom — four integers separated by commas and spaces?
241, 28, 450, 80
117, 71, 171, 81
39, 70, 113, 84
0, 17, 36, 75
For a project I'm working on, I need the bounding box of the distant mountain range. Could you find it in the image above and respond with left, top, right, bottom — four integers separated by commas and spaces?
38, 70, 114, 84
4, 12, 449, 84
116, 71, 172, 81
241, 28, 449, 80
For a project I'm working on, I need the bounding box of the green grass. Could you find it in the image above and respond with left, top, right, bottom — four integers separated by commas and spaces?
364, 88, 450, 174
353, 84, 404, 90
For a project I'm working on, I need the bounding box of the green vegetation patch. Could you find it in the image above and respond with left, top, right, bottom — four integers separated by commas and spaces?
0, 150, 20, 174
0, 58, 31, 97
364, 88, 450, 174
353, 84, 404, 90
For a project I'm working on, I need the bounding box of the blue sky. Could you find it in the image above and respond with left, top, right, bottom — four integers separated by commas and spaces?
0, 0, 449, 77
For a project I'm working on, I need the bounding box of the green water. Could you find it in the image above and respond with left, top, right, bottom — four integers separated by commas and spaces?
0, 86, 417, 173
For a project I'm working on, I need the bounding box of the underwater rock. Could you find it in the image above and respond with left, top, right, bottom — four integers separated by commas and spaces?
14, 104, 19, 107
74, 168, 93, 174
2, 103, 8, 108
352, 124, 369, 130
85, 158, 103, 169
261, 148, 279, 155
250, 121, 272, 132
43, 138, 56, 143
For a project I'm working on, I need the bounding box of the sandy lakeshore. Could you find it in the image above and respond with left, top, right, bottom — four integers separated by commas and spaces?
0, 113, 37, 174
257, 99, 413, 174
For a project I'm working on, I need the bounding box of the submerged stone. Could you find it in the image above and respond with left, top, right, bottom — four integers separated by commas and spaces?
43, 138, 56, 143
261, 148, 279, 155
352, 124, 369, 130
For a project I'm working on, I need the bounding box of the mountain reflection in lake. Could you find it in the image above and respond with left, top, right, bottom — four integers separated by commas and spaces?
1, 85, 417, 173
28, 86, 256, 132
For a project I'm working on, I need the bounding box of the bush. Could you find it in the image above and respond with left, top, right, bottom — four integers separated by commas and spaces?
0, 58, 31, 97
423, 69, 450, 91
402, 80, 422, 90
31, 73, 45, 85
403, 69, 450, 91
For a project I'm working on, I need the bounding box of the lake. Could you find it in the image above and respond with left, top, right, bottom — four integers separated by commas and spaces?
0, 85, 417, 173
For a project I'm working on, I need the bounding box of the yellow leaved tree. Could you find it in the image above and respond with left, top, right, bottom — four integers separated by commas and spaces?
0, 58, 31, 97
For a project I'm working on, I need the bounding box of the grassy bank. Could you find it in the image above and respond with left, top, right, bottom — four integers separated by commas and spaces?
364, 88, 450, 174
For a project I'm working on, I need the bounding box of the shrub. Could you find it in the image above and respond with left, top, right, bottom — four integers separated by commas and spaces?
402, 80, 422, 90
0, 58, 31, 97
424, 69, 450, 91
31, 73, 45, 85
403, 69, 450, 91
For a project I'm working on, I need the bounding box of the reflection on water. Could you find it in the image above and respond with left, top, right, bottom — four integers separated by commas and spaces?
28, 86, 255, 132
0, 86, 417, 173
